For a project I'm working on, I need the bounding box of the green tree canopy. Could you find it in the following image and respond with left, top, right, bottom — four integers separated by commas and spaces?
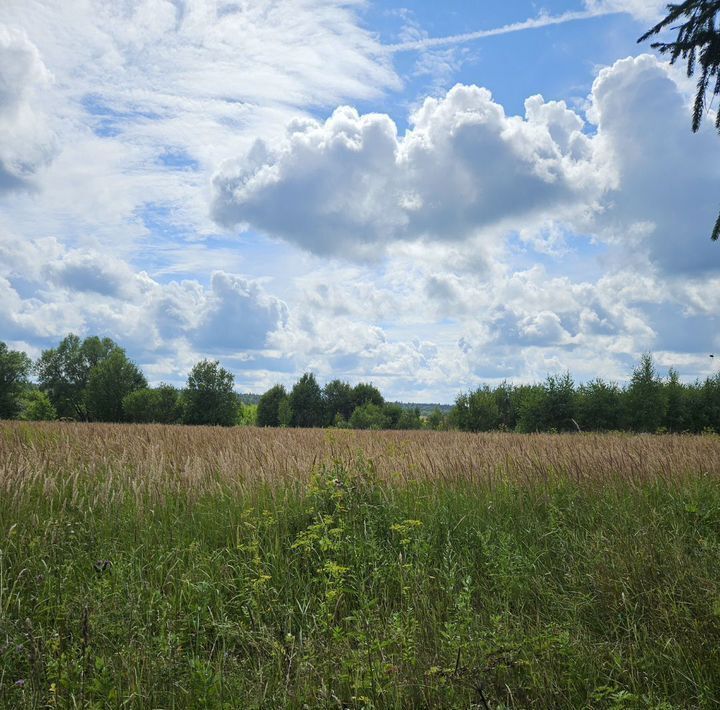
542, 372, 577, 432
426, 407, 446, 431
19, 390, 57, 421
576, 379, 622, 432
352, 382, 384, 410
85, 349, 147, 422
123, 385, 181, 424
639, 1, 720, 240
182, 360, 236, 427
0, 342, 32, 419
349, 402, 389, 430
452, 387, 500, 433
396, 407, 422, 430
322, 379, 355, 425
257, 384, 287, 427
35, 335, 119, 420
289, 373, 323, 428
626, 354, 666, 432
278, 396, 293, 427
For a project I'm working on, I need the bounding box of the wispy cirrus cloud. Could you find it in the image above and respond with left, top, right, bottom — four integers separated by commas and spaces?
382, 0, 667, 56
383, 8, 622, 54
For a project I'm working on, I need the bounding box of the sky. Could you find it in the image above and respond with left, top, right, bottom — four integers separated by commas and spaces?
1, 0, 719, 403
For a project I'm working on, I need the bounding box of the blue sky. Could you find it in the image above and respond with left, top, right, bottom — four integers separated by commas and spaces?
1, 0, 719, 402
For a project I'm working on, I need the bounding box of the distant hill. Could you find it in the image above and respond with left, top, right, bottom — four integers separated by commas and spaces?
393, 402, 453, 415
238, 392, 451, 415
238, 393, 261, 405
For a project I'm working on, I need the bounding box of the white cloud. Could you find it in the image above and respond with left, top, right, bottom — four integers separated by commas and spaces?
584, 0, 666, 23
0, 231, 289, 370
0, 24, 54, 191
212, 84, 610, 258
588, 55, 720, 275
213, 54, 720, 278
194, 271, 289, 351
384, 8, 621, 53
0, 0, 399, 260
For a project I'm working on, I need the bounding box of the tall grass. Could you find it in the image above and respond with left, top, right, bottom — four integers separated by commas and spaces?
0, 422, 719, 707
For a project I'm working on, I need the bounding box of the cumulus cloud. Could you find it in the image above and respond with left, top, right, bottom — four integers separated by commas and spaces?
194, 272, 289, 350
213, 54, 720, 277
0, 1, 399, 263
0, 232, 288, 365
589, 55, 720, 274
0, 25, 53, 191
212, 84, 610, 258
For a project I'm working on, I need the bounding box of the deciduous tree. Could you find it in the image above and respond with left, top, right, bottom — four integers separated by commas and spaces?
85, 349, 147, 422
182, 360, 236, 427
0, 342, 32, 419
289, 373, 323, 428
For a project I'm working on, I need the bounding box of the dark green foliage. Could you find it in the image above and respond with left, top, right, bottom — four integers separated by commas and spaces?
182, 360, 236, 427
0, 342, 32, 419
449, 359, 720, 435
278, 396, 293, 427
626, 354, 666, 432
452, 386, 500, 432
382, 402, 404, 429
396, 407, 422, 430
542, 372, 578, 432
122, 385, 181, 424
352, 381, 384, 409
289, 373, 323, 428
493, 380, 519, 430
85, 349, 147, 422
322, 379, 355, 425
3, 334, 720, 434
426, 406, 447, 430
509, 373, 577, 433
639, 1, 720, 239
665, 368, 690, 432
700, 373, 720, 430
515, 384, 548, 433
576, 379, 623, 431
349, 402, 389, 429
35, 335, 119, 420
256, 384, 287, 427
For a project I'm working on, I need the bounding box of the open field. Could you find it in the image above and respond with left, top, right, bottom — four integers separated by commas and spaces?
1, 423, 720, 708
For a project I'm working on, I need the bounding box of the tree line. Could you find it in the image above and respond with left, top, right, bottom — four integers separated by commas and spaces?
0, 335, 247, 427
1, 335, 719, 433
451, 355, 720, 434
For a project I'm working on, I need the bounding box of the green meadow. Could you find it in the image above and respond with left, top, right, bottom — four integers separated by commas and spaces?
1, 423, 719, 708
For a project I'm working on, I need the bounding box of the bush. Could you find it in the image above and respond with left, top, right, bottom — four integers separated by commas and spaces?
349, 402, 389, 430
123, 385, 181, 424
19, 390, 57, 421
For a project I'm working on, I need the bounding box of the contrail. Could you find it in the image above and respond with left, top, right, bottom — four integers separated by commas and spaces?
383, 8, 622, 54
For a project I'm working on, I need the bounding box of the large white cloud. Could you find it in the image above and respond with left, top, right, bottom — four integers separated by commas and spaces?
0, 25, 53, 191
212, 84, 611, 258
0, 0, 398, 259
589, 55, 720, 275
212, 54, 720, 278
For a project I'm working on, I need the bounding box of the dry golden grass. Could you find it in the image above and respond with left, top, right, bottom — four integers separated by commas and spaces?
1, 421, 719, 503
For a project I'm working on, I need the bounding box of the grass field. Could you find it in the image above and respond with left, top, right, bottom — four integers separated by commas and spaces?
1, 423, 720, 708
